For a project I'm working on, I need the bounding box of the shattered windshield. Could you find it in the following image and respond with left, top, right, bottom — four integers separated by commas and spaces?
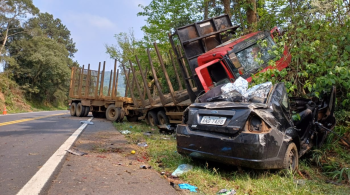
234, 36, 276, 75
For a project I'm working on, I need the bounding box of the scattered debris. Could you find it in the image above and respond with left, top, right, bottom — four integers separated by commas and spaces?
217, 189, 236, 195
96, 155, 106, 158
171, 164, 193, 177
140, 165, 152, 169
137, 142, 148, 147
161, 171, 165, 175
143, 132, 152, 136
66, 149, 87, 156
178, 183, 198, 192
28, 153, 39, 156
294, 179, 306, 186
131, 150, 136, 154
120, 130, 131, 135
80, 121, 94, 125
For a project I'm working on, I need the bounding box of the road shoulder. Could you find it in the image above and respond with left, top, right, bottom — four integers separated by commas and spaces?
47, 118, 180, 195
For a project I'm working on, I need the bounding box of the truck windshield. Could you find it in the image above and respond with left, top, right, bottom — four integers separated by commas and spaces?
235, 36, 276, 75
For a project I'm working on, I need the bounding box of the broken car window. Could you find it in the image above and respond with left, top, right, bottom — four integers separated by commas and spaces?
235, 36, 276, 75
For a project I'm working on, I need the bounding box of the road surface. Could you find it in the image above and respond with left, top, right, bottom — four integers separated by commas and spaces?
0, 110, 90, 195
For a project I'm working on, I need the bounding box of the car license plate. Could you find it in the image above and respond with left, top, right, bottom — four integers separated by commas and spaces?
200, 116, 226, 125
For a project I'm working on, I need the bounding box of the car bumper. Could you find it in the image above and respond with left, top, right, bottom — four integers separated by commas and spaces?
176, 124, 288, 169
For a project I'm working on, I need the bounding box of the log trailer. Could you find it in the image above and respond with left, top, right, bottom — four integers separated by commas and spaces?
68, 14, 291, 130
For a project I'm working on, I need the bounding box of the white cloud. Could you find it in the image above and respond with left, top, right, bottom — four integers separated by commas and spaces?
64, 13, 118, 31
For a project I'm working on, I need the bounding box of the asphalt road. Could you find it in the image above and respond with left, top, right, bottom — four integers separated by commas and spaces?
0, 110, 91, 195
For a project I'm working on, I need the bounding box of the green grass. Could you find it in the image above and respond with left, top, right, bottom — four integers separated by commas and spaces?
113, 121, 350, 195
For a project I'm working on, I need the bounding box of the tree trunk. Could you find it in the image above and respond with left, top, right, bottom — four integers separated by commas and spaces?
204, 0, 209, 19
222, 0, 232, 18
234, 0, 245, 31
246, 0, 257, 32
0, 27, 9, 57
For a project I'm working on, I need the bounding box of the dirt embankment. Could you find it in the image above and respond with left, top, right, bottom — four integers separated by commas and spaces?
0, 74, 32, 113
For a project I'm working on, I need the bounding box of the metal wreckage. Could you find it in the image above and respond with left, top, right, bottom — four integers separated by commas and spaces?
176, 78, 336, 170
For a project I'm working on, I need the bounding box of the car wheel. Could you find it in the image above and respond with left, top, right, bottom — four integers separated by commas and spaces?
70, 102, 77, 116
147, 111, 159, 126
76, 103, 85, 117
83, 106, 90, 117
283, 142, 298, 171
106, 105, 120, 121
157, 110, 169, 125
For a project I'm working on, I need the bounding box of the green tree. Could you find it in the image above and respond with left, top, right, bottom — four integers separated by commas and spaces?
25, 12, 77, 57
7, 36, 71, 105
0, 0, 39, 57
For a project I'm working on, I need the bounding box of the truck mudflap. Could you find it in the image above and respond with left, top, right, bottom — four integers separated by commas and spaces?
176, 124, 289, 169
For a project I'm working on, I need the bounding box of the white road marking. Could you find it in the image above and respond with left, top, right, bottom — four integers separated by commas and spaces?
16, 117, 93, 195
0, 110, 68, 117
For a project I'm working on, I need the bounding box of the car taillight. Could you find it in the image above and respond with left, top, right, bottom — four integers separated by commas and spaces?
244, 114, 271, 133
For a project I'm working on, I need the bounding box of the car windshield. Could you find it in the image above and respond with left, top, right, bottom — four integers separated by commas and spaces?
235, 36, 276, 75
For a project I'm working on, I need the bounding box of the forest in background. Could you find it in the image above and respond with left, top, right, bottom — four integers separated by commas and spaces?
0, 0, 78, 110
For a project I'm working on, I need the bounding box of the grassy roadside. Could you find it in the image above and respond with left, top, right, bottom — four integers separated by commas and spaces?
113, 121, 350, 195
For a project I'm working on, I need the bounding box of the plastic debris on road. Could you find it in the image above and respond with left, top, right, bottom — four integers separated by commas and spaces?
120, 130, 131, 135
137, 142, 148, 147
178, 183, 198, 192
143, 132, 152, 136
217, 189, 236, 195
131, 150, 136, 154
171, 164, 193, 177
66, 149, 87, 156
80, 121, 94, 125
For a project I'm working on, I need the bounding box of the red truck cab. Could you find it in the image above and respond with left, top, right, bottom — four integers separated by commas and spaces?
196, 30, 291, 92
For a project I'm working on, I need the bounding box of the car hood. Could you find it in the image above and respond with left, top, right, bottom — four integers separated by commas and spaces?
190, 101, 268, 109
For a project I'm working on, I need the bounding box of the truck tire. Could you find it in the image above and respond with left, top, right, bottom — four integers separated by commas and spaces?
76, 102, 85, 117
157, 110, 169, 125
106, 105, 120, 121
83, 106, 90, 117
147, 111, 159, 126
282, 143, 298, 171
70, 102, 77, 116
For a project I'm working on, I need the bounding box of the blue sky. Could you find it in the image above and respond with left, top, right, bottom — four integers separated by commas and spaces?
32, 0, 152, 71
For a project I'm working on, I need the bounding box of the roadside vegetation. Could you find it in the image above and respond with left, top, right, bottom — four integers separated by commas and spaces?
114, 121, 350, 194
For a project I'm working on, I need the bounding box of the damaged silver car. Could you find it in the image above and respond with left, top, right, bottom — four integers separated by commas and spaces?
176, 82, 336, 170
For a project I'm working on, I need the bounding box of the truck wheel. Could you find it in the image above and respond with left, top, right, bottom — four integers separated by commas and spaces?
147, 111, 159, 126
106, 105, 120, 121
70, 102, 77, 116
282, 143, 298, 171
76, 103, 85, 117
83, 106, 90, 117
126, 115, 138, 122
157, 110, 169, 125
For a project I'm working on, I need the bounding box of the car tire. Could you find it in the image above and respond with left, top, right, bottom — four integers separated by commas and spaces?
106, 105, 120, 121
83, 106, 90, 117
147, 111, 159, 126
157, 110, 169, 125
282, 142, 298, 171
70, 102, 77, 116
76, 103, 85, 117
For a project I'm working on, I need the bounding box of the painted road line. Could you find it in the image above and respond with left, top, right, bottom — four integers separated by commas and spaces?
0, 110, 67, 117
0, 113, 66, 127
17, 117, 93, 195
